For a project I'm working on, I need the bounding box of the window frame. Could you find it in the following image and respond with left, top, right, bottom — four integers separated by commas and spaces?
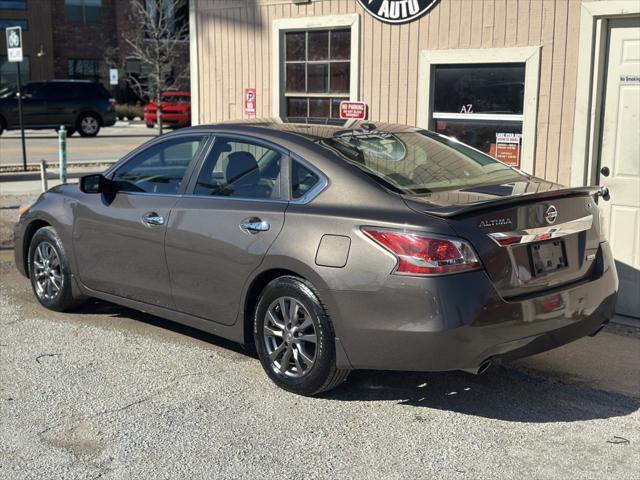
67, 58, 100, 81
64, 0, 102, 25
106, 133, 210, 197
185, 133, 290, 203
289, 154, 328, 205
417, 46, 541, 175
272, 14, 360, 122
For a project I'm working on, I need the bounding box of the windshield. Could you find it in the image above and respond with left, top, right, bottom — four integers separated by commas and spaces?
318, 130, 526, 194
162, 94, 189, 104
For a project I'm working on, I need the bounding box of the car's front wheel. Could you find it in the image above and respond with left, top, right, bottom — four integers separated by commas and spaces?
77, 113, 101, 137
254, 276, 349, 396
28, 226, 86, 311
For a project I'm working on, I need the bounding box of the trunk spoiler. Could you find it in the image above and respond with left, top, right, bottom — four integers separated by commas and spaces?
407, 186, 606, 218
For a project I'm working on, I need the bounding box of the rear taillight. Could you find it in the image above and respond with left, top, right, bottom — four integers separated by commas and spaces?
108, 98, 116, 109
362, 227, 482, 276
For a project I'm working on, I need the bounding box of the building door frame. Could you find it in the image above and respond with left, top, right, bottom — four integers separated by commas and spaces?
571, 1, 640, 188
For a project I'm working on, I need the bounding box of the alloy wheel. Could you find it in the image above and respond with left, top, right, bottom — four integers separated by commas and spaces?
263, 297, 317, 378
81, 116, 99, 135
32, 241, 63, 301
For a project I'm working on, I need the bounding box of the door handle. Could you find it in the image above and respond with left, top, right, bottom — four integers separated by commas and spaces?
141, 212, 165, 226
240, 218, 270, 233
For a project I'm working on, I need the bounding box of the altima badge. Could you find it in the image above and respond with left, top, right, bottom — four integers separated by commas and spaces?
545, 205, 558, 224
479, 218, 513, 228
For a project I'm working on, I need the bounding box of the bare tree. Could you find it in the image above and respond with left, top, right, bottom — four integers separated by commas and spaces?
124, 0, 190, 135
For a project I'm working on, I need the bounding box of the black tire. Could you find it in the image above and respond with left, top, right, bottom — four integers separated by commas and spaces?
0, 117, 5, 136
146, 123, 155, 129
77, 113, 101, 137
254, 276, 349, 396
28, 226, 87, 312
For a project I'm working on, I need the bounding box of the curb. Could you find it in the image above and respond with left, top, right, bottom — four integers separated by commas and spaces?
0, 161, 116, 175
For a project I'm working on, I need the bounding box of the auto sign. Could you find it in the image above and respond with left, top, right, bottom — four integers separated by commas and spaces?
357, 0, 440, 24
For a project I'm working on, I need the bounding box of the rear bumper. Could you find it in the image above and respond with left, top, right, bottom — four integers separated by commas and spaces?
144, 112, 190, 127
329, 242, 618, 372
103, 111, 117, 127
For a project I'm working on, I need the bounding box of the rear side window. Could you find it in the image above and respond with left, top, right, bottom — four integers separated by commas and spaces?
193, 137, 283, 200
291, 161, 319, 199
113, 136, 205, 195
42, 83, 78, 99
77, 83, 109, 98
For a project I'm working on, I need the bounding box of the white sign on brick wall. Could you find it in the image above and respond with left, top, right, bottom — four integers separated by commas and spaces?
6, 26, 23, 63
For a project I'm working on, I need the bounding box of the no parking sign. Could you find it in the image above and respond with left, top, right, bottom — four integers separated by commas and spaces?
244, 88, 256, 116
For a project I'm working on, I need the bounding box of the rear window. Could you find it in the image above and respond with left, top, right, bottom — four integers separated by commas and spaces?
318, 130, 525, 194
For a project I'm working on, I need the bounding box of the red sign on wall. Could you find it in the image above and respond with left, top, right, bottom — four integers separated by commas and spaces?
244, 88, 256, 116
340, 101, 367, 120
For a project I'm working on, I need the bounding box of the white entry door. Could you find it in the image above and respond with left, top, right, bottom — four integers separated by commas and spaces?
599, 18, 640, 318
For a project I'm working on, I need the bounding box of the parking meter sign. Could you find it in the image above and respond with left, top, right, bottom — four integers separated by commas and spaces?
6, 26, 23, 62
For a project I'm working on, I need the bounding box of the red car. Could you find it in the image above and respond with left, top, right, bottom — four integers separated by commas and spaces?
144, 91, 191, 129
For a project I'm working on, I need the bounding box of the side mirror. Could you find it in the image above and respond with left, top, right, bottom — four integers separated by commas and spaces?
80, 174, 109, 194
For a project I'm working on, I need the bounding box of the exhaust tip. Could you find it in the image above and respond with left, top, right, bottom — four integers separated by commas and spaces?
461, 359, 492, 375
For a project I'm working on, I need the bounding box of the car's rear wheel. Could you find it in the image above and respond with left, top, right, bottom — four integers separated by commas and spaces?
77, 113, 101, 137
254, 276, 349, 396
28, 226, 86, 311
0, 116, 5, 135
146, 123, 155, 129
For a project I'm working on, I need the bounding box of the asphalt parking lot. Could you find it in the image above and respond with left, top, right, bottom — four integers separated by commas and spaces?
0, 123, 154, 167
1, 244, 639, 479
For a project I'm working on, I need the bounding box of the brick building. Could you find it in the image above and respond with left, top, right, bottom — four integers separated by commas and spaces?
1, 0, 190, 101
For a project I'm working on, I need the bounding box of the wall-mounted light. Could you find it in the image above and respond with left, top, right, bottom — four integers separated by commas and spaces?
37, 44, 45, 57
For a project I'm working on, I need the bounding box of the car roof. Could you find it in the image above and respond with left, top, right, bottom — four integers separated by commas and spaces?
184, 119, 421, 143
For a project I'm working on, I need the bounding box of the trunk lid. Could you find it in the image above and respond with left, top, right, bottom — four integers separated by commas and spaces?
403, 180, 603, 298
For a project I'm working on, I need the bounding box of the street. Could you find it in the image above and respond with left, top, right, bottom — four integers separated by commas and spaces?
0, 123, 155, 167
0, 193, 639, 479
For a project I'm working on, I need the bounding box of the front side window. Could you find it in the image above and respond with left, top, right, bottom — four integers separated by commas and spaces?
431, 63, 525, 167
319, 130, 525, 194
194, 137, 283, 200
65, 0, 102, 24
283, 29, 351, 124
113, 136, 205, 194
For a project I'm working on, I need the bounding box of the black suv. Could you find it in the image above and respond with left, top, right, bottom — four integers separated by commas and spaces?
0, 80, 116, 137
